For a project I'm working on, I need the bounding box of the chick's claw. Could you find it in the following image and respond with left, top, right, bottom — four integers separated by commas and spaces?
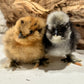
9, 60, 21, 71
3, 60, 21, 71
61, 54, 82, 66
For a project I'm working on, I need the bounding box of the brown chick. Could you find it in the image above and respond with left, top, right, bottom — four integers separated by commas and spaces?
3, 16, 46, 69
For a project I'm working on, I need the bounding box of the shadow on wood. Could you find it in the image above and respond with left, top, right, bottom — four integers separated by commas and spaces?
0, 56, 68, 71
38, 56, 67, 72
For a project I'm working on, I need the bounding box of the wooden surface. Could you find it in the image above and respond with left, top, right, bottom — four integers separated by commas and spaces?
0, 0, 84, 49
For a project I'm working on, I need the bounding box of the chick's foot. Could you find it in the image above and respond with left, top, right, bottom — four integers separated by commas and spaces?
61, 54, 82, 66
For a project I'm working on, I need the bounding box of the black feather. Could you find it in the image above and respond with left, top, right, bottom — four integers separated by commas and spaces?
42, 34, 52, 49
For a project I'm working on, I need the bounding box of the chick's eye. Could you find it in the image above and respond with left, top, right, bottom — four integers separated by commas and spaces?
30, 30, 33, 34
21, 20, 24, 24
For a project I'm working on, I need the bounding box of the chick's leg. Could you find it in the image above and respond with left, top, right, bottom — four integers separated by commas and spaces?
4, 59, 20, 71
10, 60, 20, 67
33, 60, 40, 68
10, 60, 21, 71
39, 57, 49, 66
61, 54, 82, 66
33, 57, 49, 68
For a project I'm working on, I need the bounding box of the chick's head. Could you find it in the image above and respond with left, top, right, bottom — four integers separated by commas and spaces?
14, 16, 46, 45
46, 11, 72, 44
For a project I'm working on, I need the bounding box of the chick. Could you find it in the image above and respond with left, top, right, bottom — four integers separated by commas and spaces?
43, 11, 81, 65
4, 16, 46, 68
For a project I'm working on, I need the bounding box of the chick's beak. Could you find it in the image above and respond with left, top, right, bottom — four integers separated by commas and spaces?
18, 32, 23, 38
55, 30, 57, 35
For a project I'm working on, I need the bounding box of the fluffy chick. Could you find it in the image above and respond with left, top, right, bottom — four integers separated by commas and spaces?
4, 16, 46, 68
43, 11, 81, 65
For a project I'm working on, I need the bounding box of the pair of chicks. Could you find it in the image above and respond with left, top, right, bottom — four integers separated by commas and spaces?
4, 11, 81, 69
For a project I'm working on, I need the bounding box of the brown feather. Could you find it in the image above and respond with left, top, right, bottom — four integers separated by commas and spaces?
4, 16, 46, 64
